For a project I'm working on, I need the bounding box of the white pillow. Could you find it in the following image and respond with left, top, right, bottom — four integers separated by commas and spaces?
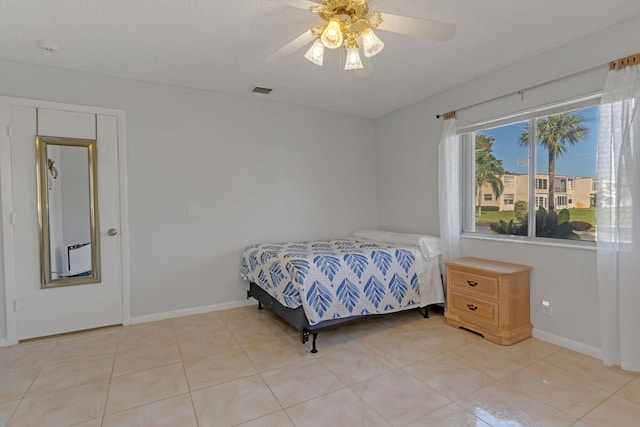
352, 229, 394, 242
352, 230, 442, 260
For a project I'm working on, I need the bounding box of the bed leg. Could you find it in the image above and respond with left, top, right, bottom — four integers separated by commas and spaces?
247, 288, 262, 310
300, 330, 318, 353
417, 306, 429, 318
300, 330, 309, 344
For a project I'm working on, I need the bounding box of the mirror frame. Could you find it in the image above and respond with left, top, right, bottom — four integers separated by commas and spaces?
36, 136, 101, 288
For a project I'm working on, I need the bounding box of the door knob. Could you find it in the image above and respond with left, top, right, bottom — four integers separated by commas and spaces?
107, 228, 118, 236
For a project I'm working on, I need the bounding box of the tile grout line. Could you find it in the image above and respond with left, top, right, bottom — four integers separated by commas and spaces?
99, 328, 123, 427
175, 319, 201, 427
4, 338, 60, 426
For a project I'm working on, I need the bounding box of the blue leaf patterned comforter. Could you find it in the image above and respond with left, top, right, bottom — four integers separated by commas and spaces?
240, 238, 444, 325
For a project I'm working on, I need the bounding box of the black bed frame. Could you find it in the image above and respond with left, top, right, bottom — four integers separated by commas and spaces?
247, 281, 437, 353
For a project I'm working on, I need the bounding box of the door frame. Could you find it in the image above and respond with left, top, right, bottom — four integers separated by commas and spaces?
0, 96, 131, 345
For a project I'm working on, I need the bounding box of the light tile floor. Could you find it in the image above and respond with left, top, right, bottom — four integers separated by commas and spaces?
0, 306, 638, 426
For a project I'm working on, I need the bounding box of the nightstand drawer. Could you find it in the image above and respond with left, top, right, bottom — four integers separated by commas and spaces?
449, 270, 499, 299
448, 292, 499, 327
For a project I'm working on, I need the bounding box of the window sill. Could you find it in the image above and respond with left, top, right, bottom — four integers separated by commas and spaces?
460, 232, 596, 251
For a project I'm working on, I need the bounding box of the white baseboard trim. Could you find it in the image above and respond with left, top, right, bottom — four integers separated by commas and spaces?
532, 328, 603, 360
0, 338, 8, 347
130, 299, 257, 325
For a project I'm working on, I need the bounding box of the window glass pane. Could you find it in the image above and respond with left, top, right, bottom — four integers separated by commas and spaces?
473, 121, 529, 236
464, 101, 599, 244
533, 106, 598, 241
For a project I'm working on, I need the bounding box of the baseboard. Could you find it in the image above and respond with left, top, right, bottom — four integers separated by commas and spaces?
0, 338, 8, 347
130, 299, 257, 325
532, 328, 603, 360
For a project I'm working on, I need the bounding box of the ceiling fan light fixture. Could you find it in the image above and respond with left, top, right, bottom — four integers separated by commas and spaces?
361, 27, 384, 57
304, 39, 325, 65
321, 17, 343, 49
366, 11, 383, 28
269, 0, 456, 75
344, 46, 364, 70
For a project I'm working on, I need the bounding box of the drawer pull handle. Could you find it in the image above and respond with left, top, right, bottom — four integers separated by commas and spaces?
467, 280, 478, 287
467, 304, 478, 311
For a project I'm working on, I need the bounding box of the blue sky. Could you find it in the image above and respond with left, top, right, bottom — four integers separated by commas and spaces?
480, 105, 599, 178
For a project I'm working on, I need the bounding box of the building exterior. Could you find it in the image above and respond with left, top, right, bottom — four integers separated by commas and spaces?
478, 173, 596, 211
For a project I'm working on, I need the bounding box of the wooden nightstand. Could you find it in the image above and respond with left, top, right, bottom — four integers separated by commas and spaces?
444, 257, 532, 345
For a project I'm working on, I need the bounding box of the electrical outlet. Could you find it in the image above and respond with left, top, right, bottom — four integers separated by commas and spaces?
541, 299, 552, 316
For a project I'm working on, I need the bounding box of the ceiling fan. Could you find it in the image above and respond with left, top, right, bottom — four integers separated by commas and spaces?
266, 0, 456, 72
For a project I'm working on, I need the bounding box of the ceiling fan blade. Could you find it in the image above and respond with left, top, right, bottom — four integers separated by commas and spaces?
377, 13, 456, 41
265, 31, 315, 62
267, 0, 318, 11
355, 57, 375, 78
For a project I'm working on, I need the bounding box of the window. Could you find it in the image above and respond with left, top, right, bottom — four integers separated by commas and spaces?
535, 178, 547, 190
463, 102, 598, 242
554, 178, 567, 193
466, 122, 529, 235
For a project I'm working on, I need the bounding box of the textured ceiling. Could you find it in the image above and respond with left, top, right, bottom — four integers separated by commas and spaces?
1, 0, 640, 118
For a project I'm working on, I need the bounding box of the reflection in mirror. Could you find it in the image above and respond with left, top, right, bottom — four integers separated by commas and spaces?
36, 136, 101, 288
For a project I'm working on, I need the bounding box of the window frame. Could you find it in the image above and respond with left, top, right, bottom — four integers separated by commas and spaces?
556, 195, 568, 207
535, 178, 548, 190
460, 95, 600, 246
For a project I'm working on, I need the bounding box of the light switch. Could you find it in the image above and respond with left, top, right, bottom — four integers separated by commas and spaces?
187, 205, 197, 217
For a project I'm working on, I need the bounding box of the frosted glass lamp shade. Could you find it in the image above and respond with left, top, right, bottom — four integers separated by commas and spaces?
361, 28, 384, 57
304, 39, 325, 65
344, 47, 364, 70
321, 18, 343, 49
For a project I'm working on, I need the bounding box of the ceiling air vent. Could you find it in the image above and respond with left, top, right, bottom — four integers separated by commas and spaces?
251, 86, 273, 95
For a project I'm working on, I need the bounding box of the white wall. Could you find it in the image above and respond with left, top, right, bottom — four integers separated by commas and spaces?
0, 182, 4, 337
375, 15, 640, 354
0, 59, 378, 329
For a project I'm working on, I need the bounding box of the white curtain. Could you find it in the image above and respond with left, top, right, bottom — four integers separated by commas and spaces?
438, 118, 461, 263
596, 63, 640, 371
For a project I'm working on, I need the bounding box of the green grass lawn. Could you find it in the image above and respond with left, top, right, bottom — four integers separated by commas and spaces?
476, 208, 596, 227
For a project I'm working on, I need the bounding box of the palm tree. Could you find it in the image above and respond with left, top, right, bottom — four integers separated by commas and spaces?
519, 112, 588, 211
475, 134, 505, 217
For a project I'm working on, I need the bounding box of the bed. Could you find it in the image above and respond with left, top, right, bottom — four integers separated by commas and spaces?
241, 230, 444, 352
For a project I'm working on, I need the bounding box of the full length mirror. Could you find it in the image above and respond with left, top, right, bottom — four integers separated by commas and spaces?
36, 136, 101, 288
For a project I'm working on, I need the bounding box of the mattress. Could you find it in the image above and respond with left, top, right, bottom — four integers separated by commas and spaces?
241, 238, 444, 325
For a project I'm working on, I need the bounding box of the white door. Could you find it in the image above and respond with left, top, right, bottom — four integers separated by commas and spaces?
5, 104, 124, 340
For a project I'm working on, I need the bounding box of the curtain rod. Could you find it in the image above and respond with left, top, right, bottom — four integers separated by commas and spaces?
435, 62, 609, 119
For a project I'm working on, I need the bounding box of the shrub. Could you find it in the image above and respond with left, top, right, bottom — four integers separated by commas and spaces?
490, 207, 593, 240
489, 219, 527, 236
535, 207, 593, 240
514, 200, 528, 222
